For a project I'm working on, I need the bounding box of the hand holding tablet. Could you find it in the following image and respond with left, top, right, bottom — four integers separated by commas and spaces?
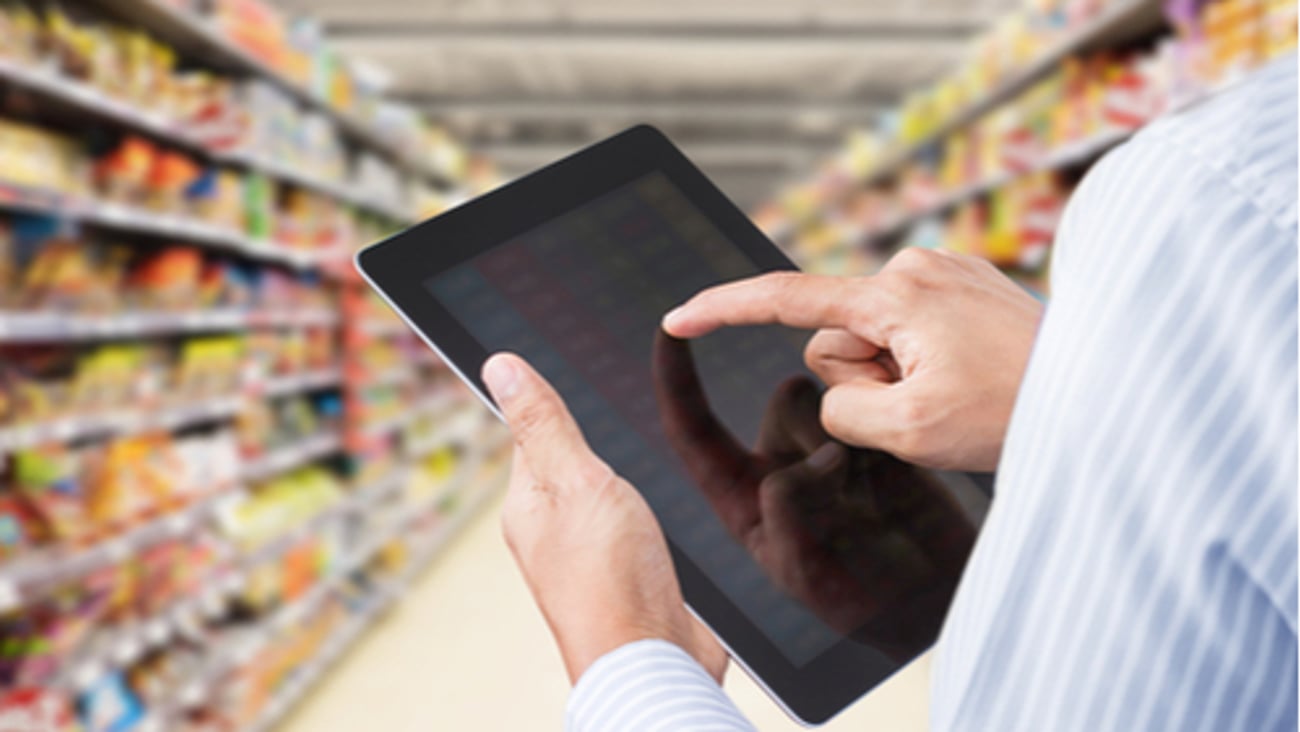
356, 126, 996, 724
481, 351, 730, 685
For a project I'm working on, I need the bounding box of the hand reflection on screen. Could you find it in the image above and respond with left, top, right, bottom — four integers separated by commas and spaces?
652, 330, 978, 661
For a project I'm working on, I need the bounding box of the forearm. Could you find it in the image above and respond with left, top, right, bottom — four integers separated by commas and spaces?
566, 640, 756, 732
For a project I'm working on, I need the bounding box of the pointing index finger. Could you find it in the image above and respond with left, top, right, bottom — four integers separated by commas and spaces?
662, 272, 871, 339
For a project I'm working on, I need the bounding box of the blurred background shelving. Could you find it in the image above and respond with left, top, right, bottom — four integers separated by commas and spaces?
0, 1, 508, 729
0, 0, 1293, 730
751, 0, 1294, 290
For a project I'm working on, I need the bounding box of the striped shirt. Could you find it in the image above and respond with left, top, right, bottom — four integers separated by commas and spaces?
566, 53, 1298, 732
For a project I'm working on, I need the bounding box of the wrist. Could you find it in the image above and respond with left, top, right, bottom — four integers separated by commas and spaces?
555, 617, 669, 684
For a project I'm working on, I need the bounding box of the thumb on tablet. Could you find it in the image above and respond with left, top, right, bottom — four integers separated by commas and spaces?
482, 352, 607, 492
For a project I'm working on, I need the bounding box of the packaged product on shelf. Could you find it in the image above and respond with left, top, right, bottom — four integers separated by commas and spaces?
94, 137, 155, 205
69, 345, 143, 412
243, 172, 275, 241
176, 72, 249, 152
145, 150, 203, 213
211, 0, 296, 77
0, 3, 42, 64
170, 432, 242, 493
97, 435, 210, 525
126, 642, 210, 720
256, 269, 332, 313
1264, 0, 1298, 57
128, 246, 204, 310
276, 189, 353, 253
402, 446, 460, 504
2, 348, 78, 428
81, 670, 147, 732
12, 445, 91, 544
353, 153, 407, 210
0, 118, 86, 195
0, 687, 78, 731
422, 126, 469, 181
0, 493, 39, 559
220, 598, 346, 728
10, 229, 130, 312
4, 431, 239, 554
173, 336, 245, 400
217, 467, 344, 552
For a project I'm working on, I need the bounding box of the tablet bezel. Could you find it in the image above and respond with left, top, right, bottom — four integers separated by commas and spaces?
357, 125, 927, 726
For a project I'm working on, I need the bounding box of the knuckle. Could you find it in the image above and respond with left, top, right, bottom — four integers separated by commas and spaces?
890, 247, 936, 271
890, 394, 936, 458
819, 389, 850, 434
874, 270, 917, 305
762, 271, 801, 299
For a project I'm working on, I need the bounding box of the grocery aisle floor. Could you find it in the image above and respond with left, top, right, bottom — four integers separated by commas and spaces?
281, 488, 931, 731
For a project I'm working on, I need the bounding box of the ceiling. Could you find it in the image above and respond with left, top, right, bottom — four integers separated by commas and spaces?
275, 0, 1018, 207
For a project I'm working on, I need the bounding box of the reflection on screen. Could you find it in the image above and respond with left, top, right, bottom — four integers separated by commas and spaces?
427, 172, 982, 667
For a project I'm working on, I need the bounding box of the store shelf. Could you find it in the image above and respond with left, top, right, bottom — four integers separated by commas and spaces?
861, 0, 1166, 185
405, 405, 482, 458
0, 182, 338, 270
356, 391, 462, 441
0, 60, 418, 225
867, 126, 1136, 242
241, 463, 507, 732
0, 57, 203, 151
0, 396, 243, 455
0, 308, 338, 342
0, 429, 357, 617
59, 557, 241, 694
260, 369, 345, 399
85, 0, 452, 188
63, 465, 420, 701
0, 369, 342, 457
225, 151, 415, 224
241, 596, 385, 732
0, 489, 234, 614
366, 364, 418, 389
164, 450, 497, 725
355, 318, 412, 338
241, 431, 344, 483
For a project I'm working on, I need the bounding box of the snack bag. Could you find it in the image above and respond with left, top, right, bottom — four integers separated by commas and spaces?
94, 137, 156, 204
0, 687, 78, 732
146, 150, 201, 212
0, 494, 37, 560
13, 446, 88, 544
80, 671, 146, 732
128, 246, 203, 310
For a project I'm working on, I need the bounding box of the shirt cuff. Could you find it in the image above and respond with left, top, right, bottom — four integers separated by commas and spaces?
565, 639, 756, 732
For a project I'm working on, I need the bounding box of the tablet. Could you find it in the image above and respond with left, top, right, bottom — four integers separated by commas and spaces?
357, 125, 989, 726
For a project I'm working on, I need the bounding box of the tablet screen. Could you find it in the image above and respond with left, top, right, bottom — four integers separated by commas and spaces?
425, 172, 984, 668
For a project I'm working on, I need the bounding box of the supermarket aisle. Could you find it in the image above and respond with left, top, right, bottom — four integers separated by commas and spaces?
281, 489, 931, 731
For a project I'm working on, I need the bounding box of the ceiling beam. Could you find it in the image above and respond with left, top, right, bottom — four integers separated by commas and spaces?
331, 33, 962, 56
326, 20, 982, 41
406, 97, 883, 124
484, 140, 826, 170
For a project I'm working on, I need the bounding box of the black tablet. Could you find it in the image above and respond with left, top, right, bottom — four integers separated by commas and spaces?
357, 126, 989, 726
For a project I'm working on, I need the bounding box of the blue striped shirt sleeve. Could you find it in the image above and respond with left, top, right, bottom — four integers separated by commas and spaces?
564, 54, 1297, 732
565, 640, 755, 732
931, 53, 1297, 732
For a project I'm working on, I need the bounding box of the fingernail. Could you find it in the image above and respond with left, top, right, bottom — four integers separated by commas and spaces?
808, 442, 846, 471
483, 355, 520, 401
662, 306, 685, 330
